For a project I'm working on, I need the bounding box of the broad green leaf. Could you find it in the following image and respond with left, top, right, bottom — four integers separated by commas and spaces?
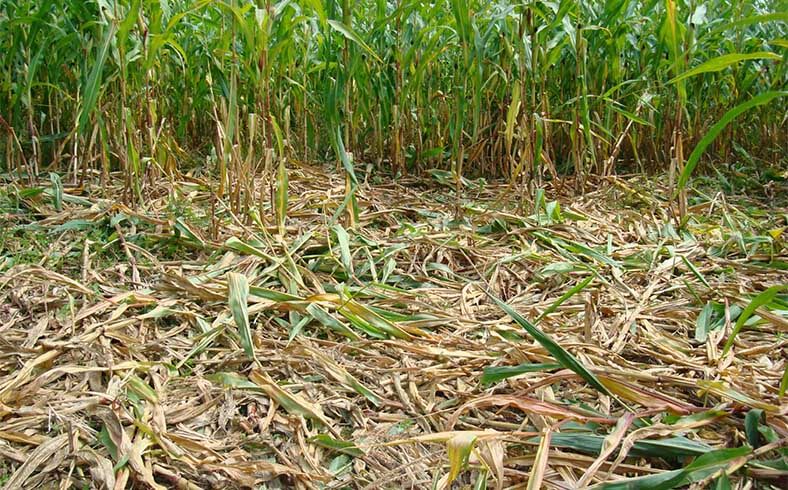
723, 285, 786, 354
707, 12, 788, 37
207, 372, 260, 391
332, 224, 353, 275
173, 218, 205, 247
225, 237, 278, 262
125, 375, 158, 403
695, 301, 715, 342
327, 20, 382, 63
679, 91, 788, 191
681, 256, 710, 289
714, 474, 732, 490
543, 433, 711, 458
302, 0, 327, 24
50, 219, 95, 233
227, 272, 254, 359
590, 446, 751, 490
249, 286, 301, 302
670, 52, 782, 84
486, 291, 612, 397
305, 303, 360, 340
79, 24, 116, 134
744, 409, 763, 449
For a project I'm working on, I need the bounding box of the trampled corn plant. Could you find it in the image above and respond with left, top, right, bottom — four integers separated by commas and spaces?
1, 0, 785, 207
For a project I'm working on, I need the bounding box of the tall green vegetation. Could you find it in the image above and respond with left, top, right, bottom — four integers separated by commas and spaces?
1, 0, 785, 207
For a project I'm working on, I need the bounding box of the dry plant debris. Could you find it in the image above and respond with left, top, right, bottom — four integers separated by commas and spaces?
1, 167, 786, 489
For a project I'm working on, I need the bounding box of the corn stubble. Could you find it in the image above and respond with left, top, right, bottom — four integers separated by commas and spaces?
1, 0, 787, 489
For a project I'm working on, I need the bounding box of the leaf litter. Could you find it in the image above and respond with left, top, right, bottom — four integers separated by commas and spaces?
0, 167, 786, 489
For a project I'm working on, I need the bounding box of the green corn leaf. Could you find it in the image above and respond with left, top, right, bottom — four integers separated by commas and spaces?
207, 372, 260, 391
117, 0, 142, 48
126, 375, 158, 404
542, 433, 712, 458
333, 126, 358, 185
707, 12, 788, 37
327, 20, 382, 63
681, 256, 710, 289
590, 446, 751, 490
679, 91, 788, 191
332, 224, 353, 275
302, 0, 327, 25
670, 52, 782, 84
173, 218, 205, 247
722, 284, 786, 354
249, 286, 301, 302
486, 290, 612, 397
225, 237, 272, 260
744, 409, 763, 449
695, 302, 716, 343
714, 474, 732, 490
227, 272, 255, 359
305, 303, 360, 340
481, 363, 561, 386
535, 276, 594, 323
79, 24, 116, 135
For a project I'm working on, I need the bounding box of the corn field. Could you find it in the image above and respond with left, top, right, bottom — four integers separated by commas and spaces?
2, 0, 786, 193
0, 1, 787, 489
